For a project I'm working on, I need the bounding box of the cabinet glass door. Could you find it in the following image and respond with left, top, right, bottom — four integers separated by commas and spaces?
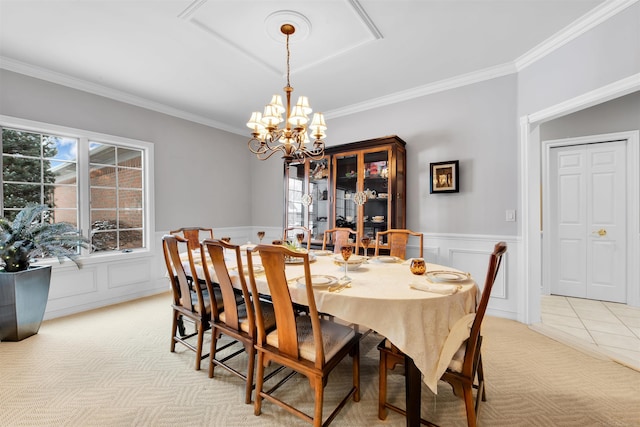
334, 154, 358, 232
286, 162, 306, 228
309, 158, 329, 242
363, 150, 390, 243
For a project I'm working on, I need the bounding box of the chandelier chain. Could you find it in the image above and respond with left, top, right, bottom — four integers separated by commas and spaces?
285, 32, 291, 88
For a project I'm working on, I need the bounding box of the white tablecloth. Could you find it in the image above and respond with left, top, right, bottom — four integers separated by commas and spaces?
180, 250, 478, 393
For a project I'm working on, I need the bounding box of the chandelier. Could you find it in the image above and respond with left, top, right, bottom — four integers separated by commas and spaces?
246, 23, 326, 163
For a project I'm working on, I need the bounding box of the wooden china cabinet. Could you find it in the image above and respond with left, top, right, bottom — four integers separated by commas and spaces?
284, 135, 406, 251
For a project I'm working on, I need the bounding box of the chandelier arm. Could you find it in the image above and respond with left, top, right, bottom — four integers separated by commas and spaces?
257, 146, 286, 161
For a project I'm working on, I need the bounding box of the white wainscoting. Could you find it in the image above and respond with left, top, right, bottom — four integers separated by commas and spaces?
417, 233, 519, 320
43, 229, 519, 321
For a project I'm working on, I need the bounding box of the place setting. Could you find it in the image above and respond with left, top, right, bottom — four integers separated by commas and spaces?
406, 258, 472, 295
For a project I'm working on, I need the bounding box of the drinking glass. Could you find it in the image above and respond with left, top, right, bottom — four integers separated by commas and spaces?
410, 258, 426, 275
257, 231, 265, 243
340, 244, 353, 281
296, 233, 305, 250
361, 235, 371, 257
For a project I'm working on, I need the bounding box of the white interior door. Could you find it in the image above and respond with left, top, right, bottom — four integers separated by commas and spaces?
549, 140, 627, 303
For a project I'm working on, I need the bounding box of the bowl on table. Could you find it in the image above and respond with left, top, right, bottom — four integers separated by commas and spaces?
333, 255, 366, 270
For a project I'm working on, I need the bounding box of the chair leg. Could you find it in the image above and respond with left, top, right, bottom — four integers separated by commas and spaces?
208, 327, 218, 378
463, 383, 477, 427
378, 350, 388, 420
350, 341, 360, 402
195, 321, 204, 371
170, 313, 179, 352
313, 376, 324, 427
477, 356, 487, 401
245, 343, 256, 404
254, 352, 265, 416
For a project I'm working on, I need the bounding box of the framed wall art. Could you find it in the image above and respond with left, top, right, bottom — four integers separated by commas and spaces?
430, 160, 459, 193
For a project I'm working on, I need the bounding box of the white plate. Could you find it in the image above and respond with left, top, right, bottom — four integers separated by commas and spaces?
235, 265, 264, 275
296, 275, 338, 288
426, 270, 469, 282
311, 249, 332, 256
371, 256, 400, 263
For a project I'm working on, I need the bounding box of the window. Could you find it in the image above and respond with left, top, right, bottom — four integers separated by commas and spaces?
1, 118, 153, 256
89, 143, 144, 252
1, 128, 78, 223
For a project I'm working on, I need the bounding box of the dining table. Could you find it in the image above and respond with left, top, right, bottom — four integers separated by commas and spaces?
181, 246, 479, 427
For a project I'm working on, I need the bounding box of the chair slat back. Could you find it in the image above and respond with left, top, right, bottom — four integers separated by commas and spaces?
249, 244, 323, 365
170, 227, 213, 252
374, 229, 423, 259
462, 241, 507, 374
323, 227, 358, 254
162, 234, 206, 314
202, 239, 254, 332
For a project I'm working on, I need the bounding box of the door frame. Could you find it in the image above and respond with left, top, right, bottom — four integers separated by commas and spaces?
518, 73, 640, 324
541, 133, 637, 301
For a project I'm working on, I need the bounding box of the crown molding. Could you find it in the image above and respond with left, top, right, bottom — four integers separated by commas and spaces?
1, 1, 635, 132
0, 56, 245, 135
515, 0, 639, 71
325, 62, 517, 119
527, 72, 640, 124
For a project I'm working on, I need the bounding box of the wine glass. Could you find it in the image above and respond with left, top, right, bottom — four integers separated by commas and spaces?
296, 233, 305, 250
340, 244, 353, 281
257, 231, 265, 243
361, 235, 371, 257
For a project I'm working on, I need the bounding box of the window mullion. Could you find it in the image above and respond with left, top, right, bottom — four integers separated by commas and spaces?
78, 137, 91, 255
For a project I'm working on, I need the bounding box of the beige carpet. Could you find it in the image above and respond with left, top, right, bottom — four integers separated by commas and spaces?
1, 292, 639, 427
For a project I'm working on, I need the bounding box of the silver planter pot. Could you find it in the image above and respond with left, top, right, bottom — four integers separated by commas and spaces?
0, 265, 52, 341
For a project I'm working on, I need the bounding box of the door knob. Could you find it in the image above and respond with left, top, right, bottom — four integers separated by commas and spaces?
592, 229, 607, 237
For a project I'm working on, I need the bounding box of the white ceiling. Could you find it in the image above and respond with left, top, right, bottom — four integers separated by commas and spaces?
0, 0, 610, 136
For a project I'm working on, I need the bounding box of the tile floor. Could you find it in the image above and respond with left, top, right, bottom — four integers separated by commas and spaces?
540, 295, 640, 371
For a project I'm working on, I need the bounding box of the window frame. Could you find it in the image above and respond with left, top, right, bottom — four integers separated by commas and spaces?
1, 115, 155, 262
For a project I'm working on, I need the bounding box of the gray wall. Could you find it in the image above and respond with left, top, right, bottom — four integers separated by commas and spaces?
323, 75, 518, 236
541, 90, 640, 140
0, 69, 251, 231
518, 2, 640, 116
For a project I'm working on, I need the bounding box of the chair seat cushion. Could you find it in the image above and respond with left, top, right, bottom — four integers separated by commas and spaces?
186, 288, 215, 315
219, 300, 276, 333
266, 316, 355, 362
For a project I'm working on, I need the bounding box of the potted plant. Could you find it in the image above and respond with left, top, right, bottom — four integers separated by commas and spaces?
0, 204, 89, 341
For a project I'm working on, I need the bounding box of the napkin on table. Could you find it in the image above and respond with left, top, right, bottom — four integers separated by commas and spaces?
409, 280, 458, 295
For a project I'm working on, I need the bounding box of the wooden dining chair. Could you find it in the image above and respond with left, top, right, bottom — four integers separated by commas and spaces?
200, 238, 277, 404
246, 244, 361, 427
170, 227, 214, 252
374, 229, 423, 259
162, 234, 216, 370
283, 225, 312, 251
322, 227, 358, 254
377, 241, 507, 426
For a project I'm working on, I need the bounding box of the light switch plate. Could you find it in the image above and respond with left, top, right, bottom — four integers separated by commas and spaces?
505, 210, 516, 222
